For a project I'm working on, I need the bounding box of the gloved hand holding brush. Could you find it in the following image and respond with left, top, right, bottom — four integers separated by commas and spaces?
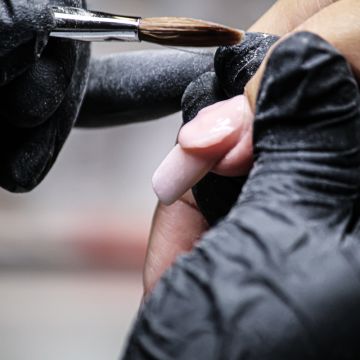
125, 31, 360, 360
0, 0, 90, 192
0, 0, 226, 192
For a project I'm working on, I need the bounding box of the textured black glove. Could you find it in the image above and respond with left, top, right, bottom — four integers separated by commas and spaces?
123, 32, 360, 359
0, 0, 54, 85
182, 32, 279, 225
0, 0, 213, 192
0, 0, 90, 192
77, 50, 214, 127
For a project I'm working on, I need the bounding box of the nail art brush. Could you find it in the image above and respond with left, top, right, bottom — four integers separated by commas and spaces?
50, 6, 244, 47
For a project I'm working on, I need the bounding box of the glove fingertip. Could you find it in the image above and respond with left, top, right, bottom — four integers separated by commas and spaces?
215, 32, 279, 97
181, 72, 227, 124
0, 122, 55, 192
255, 31, 360, 136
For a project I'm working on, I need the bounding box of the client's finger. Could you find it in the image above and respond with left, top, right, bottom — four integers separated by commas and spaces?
152, 95, 254, 205
249, 0, 338, 35
179, 94, 254, 177
146, 72, 226, 292
144, 191, 208, 294
246, 0, 360, 110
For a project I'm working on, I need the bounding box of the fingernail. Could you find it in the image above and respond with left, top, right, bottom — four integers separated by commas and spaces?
179, 95, 247, 150
152, 95, 253, 205
152, 144, 215, 205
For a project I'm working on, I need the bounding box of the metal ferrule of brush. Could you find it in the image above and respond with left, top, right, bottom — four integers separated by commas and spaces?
50, 6, 141, 42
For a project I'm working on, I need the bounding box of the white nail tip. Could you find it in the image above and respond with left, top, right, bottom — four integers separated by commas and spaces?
152, 144, 214, 205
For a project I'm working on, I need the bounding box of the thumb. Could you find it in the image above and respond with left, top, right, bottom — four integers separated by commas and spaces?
214, 32, 279, 98
241, 31, 360, 222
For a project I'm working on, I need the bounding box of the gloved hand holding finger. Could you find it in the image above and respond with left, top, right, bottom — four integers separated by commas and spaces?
152, 0, 360, 226
145, 32, 286, 294
125, 32, 360, 359
152, 32, 278, 222
150, 0, 343, 215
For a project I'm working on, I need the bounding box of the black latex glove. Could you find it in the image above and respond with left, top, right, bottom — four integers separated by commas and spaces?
0, 0, 213, 192
0, 0, 54, 85
77, 50, 214, 127
123, 32, 360, 359
0, 0, 90, 192
181, 32, 279, 225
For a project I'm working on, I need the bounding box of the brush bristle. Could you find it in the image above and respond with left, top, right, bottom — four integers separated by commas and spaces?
139, 17, 243, 47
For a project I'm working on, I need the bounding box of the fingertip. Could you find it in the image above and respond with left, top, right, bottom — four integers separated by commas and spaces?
182, 72, 227, 124
215, 32, 279, 97
179, 95, 250, 153
214, 43, 248, 97
213, 127, 253, 176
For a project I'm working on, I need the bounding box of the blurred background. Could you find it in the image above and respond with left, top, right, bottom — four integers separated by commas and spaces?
0, 1, 274, 359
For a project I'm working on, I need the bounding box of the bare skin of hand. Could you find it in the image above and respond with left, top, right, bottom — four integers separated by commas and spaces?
144, 190, 208, 292
144, 0, 360, 295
